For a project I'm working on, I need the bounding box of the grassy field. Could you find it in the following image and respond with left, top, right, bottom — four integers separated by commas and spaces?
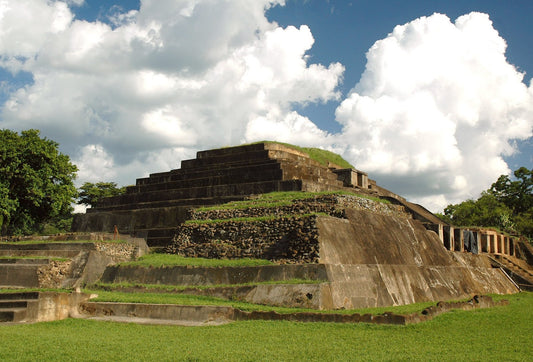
0, 292, 531, 361
119, 253, 275, 267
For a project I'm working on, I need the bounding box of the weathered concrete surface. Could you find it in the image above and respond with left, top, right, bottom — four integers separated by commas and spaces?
317, 210, 518, 309
0, 264, 42, 287
0, 292, 91, 323
27, 292, 92, 322
100, 264, 327, 286
79, 302, 234, 326
60, 250, 115, 288
233, 283, 332, 309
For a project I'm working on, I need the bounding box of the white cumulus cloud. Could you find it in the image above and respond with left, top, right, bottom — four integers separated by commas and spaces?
334, 12, 533, 210
0, 0, 342, 191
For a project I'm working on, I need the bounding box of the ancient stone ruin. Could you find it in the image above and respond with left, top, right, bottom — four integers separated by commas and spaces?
73, 142, 379, 246
68, 142, 533, 310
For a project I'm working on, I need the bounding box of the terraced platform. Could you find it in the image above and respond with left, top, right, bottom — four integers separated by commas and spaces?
98, 263, 330, 309
73, 143, 366, 247
0, 237, 147, 289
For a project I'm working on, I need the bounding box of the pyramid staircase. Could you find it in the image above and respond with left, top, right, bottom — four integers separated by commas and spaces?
0, 292, 39, 323
490, 254, 533, 291
74, 143, 354, 247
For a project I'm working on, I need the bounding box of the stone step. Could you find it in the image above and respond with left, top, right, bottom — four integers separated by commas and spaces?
80, 302, 234, 326
268, 149, 323, 167
0, 292, 40, 300
138, 160, 281, 186
185, 143, 313, 169
87, 195, 247, 213
196, 143, 268, 159
0, 250, 81, 258
100, 264, 327, 286
180, 149, 272, 169
145, 237, 173, 248
0, 258, 50, 265
280, 161, 343, 182
0, 265, 41, 287
0, 300, 29, 309
0, 308, 27, 323
152, 154, 276, 179
128, 163, 283, 194
176, 148, 320, 178
0, 243, 96, 251
497, 256, 533, 279
145, 228, 176, 247
96, 180, 304, 210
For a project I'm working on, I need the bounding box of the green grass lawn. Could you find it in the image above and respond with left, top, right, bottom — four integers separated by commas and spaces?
119, 253, 275, 268
0, 292, 531, 361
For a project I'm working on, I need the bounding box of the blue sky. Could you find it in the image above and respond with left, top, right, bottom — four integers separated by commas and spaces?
0, 0, 532, 211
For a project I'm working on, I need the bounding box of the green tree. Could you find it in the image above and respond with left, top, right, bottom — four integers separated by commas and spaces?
0, 129, 78, 235
77, 182, 125, 208
443, 167, 533, 238
443, 193, 513, 231
489, 167, 533, 214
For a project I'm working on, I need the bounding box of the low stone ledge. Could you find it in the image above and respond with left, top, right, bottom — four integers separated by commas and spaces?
68, 294, 508, 326
79, 302, 235, 325
234, 295, 508, 325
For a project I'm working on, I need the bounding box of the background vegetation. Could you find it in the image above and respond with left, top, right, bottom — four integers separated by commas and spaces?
437, 167, 533, 238
0, 129, 77, 235
77, 182, 125, 208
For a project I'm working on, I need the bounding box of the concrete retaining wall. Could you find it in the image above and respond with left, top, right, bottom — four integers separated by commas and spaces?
316, 210, 518, 309
100, 264, 327, 286
25, 292, 91, 323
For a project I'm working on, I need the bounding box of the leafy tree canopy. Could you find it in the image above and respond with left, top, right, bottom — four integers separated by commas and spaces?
440, 167, 533, 238
0, 129, 78, 235
77, 182, 125, 208
489, 167, 532, 215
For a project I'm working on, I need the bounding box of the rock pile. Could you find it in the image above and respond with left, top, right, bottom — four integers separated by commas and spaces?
37, 260, 72, 288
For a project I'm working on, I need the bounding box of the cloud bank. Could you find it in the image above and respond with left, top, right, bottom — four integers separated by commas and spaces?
335, 12, 533, 210
1, 1, 532, 211
1, 0, 343, 182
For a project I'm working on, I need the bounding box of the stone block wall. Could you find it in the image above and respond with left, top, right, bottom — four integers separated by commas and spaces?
166, 215, 321, 263
187, 194, 404, 220
167, 194, 406, 263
